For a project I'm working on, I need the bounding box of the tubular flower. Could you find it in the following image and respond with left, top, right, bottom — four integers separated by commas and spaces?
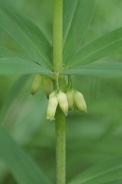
66, 90, 74, 110
57, 91, 68, 116
49, 91, 56, 97
42, 77, 52, 98
31, 74, 43, 95
74, 91, 87, 112
46, 92, 58, 120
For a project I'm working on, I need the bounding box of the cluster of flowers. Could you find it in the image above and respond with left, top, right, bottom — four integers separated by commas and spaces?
46, 90, 87, 121
31, 74, 87, 121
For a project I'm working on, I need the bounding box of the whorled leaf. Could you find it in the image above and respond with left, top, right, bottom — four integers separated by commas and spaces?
66, 27, 122, 68
0, 47, 53, 75
62, 62, 122, 77
0, 0, 52, 69
63, 0, 95, 63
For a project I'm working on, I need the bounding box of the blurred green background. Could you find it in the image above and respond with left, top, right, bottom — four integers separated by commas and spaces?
0, 0, 122, 183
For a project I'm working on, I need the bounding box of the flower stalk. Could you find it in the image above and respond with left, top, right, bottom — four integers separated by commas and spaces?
53, 0, 66, 184
55, 107, 66, 184
53, 0, 63, 72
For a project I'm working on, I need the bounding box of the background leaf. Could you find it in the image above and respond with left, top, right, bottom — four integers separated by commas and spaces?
0, 0, 122, 183
0, 75, 29, 123
66, 27, 122, 68
0, 0, 52, 69
63, 0, 95, 63
69, 157, 122, 184
0, 126, 52, 184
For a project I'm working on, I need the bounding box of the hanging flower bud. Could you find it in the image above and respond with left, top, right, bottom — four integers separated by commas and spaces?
57, 91, 68, 116
49, 90, 56, 98
46, 92, 58, 120
31, 74, 43, 95
74, 91, 87, 112
42, 77, 52, 98
66, 90, 74, 110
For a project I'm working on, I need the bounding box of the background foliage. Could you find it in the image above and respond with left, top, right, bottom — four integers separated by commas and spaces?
0, 0, 122, 183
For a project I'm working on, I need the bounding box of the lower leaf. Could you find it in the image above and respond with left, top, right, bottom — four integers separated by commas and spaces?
0, 126, 52, 184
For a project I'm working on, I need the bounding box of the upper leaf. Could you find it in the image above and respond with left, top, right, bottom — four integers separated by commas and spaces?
62, 62, 122, 77
66, 27, 122, 68
0, 47, 53, 75
63, 0, 95, 63
0, 0, 52, 69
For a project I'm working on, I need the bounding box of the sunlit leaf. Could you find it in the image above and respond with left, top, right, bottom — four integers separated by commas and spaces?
63, 0, 95, 63
0, 0, 52, 69
66, 27, 122, 68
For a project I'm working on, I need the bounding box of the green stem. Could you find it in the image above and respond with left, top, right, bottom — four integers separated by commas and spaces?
55, 107, 66, 184
53, 0, 63, 72
53, 0, 65, 183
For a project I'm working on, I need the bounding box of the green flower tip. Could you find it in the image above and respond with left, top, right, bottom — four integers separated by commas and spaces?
66, 90, 74, 110
31, 74, 43, 95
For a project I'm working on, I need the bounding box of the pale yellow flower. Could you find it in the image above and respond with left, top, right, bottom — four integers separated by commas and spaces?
57, 91, 68, 116
74, 91, 87, 112
46, 92, 58, 120
66, 90, 74, 109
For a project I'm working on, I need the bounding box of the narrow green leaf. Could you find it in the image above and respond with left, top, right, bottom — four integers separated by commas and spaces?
0, 126, 52, 184
66, 27, 122, 68
0, 0, 52, 68
0, 76, 29, 123
0, 47, 53, 75
69, 157, 122, 184
63, 0, 95, 63
62, 62, 122, 77
63, 0, 78, 44
0, 58, 51, 74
